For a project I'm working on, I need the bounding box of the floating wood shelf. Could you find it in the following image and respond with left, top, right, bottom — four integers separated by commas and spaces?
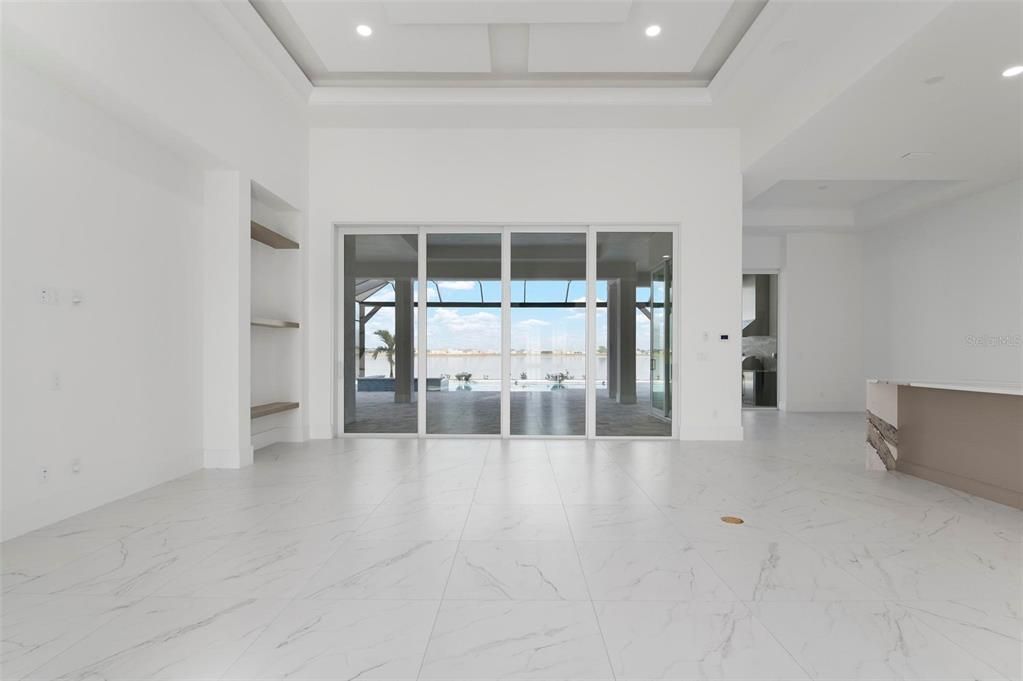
251, 401, 299, 419
251, 221, 299, 250
251, 318, 300, 329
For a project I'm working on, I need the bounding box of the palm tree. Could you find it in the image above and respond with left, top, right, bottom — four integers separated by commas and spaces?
371, 329, 397, 378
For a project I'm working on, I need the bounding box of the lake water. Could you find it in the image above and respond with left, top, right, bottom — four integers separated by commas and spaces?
361, 354, 652, 391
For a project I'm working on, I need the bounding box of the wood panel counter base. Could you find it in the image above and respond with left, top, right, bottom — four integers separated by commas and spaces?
897, 386, 1022, 509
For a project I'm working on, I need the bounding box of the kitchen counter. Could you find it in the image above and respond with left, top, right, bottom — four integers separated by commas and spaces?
865, 379, 1023, 508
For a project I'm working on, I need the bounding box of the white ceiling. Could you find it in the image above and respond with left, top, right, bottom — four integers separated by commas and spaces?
241, 0, 1022, 228
252, 0, 764, 84
741, 0, 1023, 226
745, 180, 953, 211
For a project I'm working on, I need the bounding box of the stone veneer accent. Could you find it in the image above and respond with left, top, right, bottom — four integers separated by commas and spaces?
866, 409, 898, 470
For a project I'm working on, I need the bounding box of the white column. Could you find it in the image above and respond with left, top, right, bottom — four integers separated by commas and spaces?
618, 277, 637, 404
394, 278, 415, 403
607, 280, 619, 400
202, 170, 251, 468
417, 231, 427, 435
501, 230, 511, 436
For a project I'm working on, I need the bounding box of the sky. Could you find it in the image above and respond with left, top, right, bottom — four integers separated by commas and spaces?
362, 280, 652, 352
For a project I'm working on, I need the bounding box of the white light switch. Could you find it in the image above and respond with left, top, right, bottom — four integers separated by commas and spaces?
39, 287, 60, 305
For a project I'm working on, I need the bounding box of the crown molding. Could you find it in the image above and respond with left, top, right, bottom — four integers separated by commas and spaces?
309, 86, 712, 107
196, 0, 312, 106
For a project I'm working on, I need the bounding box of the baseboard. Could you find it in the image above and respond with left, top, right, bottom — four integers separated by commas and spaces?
679, 425, 744, 441
252, 426, 308, 450
203, 446, 254, 469
784, 404, 865, 413
307, 423, 334, 440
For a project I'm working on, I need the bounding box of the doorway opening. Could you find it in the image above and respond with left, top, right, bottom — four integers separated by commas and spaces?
741, 273, 778, 408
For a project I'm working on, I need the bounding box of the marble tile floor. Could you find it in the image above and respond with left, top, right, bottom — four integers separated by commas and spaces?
1, 411, 1020, 680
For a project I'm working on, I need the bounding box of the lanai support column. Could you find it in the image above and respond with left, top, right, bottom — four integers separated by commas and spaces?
607, 280, 619, 400
394, 278, 415, 403
617, 277, 637, 404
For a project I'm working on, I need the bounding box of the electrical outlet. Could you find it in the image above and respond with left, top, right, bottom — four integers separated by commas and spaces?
40, 467, 49, 483
51, 372, 61, 391
71, 459, 82, 474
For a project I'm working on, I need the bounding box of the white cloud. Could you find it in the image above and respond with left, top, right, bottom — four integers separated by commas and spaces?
517, 318, 550, 327
429, 308, 500, 349
438, 281, 478, 290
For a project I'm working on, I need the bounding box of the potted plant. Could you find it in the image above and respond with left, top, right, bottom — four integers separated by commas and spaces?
546, 371, 572, 389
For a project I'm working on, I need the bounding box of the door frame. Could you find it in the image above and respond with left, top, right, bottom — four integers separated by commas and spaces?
333, 223, 681, 440
741, 268, 782, 411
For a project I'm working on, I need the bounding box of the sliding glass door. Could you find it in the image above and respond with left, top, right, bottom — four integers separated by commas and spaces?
595, 231, 674, 436
338, 225, 676, 438
425, 233, 502, 435
510, 232, 587, 436
340, 233, 418, 433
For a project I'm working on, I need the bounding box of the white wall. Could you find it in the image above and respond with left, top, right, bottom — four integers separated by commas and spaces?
307, 128, 744, 440
2, 57, 206, 539
2, 2, 309, 539
3, 1, 308, 209
742, 234, 785, 271
778, 232, 865, 412
742, 232, 865, 412
863, 180, 1023, 386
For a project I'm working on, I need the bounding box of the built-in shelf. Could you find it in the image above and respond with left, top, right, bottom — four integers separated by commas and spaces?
251, 317, 300, 329
251, 401, 299, 419
251, 221, 299, 250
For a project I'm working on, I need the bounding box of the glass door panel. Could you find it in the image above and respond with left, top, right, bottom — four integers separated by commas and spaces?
510, 233, 587, 435
341, 234, 418, 433
425, 233, 502, 434
650, 260, 671, 418
595, 231, 673, 436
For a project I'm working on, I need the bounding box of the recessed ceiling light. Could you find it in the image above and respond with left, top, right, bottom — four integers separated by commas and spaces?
645, 25, 661, 38
1003, 65, 1023, 78
356, 24, 373, 37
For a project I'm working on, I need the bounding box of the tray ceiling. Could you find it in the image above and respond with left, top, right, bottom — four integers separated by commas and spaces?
251, 0, 765, 85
